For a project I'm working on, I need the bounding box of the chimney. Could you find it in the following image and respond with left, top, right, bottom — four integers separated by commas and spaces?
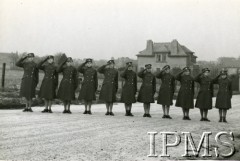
146, 40, 153, 54
171, 39, 179, 55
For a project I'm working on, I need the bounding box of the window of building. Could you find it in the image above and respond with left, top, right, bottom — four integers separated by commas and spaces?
156, 53, 167, 62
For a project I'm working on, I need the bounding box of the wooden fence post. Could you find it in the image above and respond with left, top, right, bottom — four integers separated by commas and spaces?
1, 63, 6, 89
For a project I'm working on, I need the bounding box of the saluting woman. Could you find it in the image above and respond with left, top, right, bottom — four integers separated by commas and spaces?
194, 68, 213, 121
78, 58, 98, 115
16, 53, 39, 112
37, 55, 58, 113
57, 57, 78, 114
175, 67, 194, 120
137, 64, 156, 118
120, 62, 137, 116
156, 65, 175, 119
212, 70, 232, 123
98, 60, 118, 116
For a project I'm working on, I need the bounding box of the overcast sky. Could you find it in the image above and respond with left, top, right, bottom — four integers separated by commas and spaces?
0, 0, 240, 61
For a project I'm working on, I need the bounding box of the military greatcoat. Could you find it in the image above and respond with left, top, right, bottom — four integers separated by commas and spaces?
213, 76, 232, 109
57, 64, 78, 101
16, 57, 39, 99
120, 69, 137, 104
38, 59, 58, 100
156, 71, 175, 106
98, 65, 118, 102
194, 74, 213, 110
137, 70, 156, 103
78, 63, 98, 101
175, 73, 195, 109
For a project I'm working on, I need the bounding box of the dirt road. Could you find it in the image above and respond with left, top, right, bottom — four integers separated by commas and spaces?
1, 96, 240, 160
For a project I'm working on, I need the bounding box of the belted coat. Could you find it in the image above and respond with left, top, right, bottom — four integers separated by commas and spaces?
213, 76, 232, 109
137, 70, 156, 103
120, 69, 137, 104
194, 74, 213, 110
37, 59, 58, 100
57, 64, 78, 101
78, 63, 98, 101
16, 57, 39, 99
175, 73, 195, 109
156, 71, 175, 106
98, 65, 118, 102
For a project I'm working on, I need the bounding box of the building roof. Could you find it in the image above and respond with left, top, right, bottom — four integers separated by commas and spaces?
137, 39, 195, 57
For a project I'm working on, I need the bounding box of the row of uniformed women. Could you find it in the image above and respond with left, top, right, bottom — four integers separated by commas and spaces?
16, 53, 232, 123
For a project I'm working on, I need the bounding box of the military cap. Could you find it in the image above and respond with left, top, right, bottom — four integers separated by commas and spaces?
163, 65, 170, 70
220, 70, 228, 75
27, 53, 35, 58
85, 58, 93, 63
67, 57, 73, 62
145, 64, 152, 69
126, 62, 133, 67
107, 60, 115, 64
202, 68, 210, 73
48, 55, 54, 59
182, 67, 191, 72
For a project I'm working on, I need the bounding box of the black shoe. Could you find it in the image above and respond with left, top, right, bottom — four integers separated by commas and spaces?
129, 113, 134, 117
42, 109, 48, 113
67, 110, 72, 114
166, 115, 172, 119
205, 118, 210, 122
23, 108, 28, 112
105, 112, 110, 115
109, 112, 114, 116
223, 117, 227, 123
88, 111, 92, 115
143, 113, 147, 117
83, 110, 88, 114
63, 110, 67, 113
162, 115, 167, 118
219, 116, 223, 122
200, 118, 204, 121
48, 109, 53, 113
147, 114, 152, 118
28, 108, 33, 112
186, 116, 191, 120
183, 116, 187, 120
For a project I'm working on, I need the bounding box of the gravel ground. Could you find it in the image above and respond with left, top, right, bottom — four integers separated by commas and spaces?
1, 96, 240, 161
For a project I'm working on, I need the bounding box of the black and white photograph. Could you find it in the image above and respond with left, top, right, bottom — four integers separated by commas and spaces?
0, 0, 240, 160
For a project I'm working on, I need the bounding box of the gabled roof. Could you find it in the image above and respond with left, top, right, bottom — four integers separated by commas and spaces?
137, 39, 195, 57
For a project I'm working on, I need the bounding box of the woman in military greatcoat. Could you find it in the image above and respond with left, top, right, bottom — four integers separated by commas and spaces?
156, 65, 175, 119
137, 64, 156, 118
38, 55, 58, 113
57, 57, 78, 114
98, 60, 118, 116
175, 67, 194, 120
212, 70, 232, 123
78, 58, 98, 115
120, 62, 137, 116
16, 53, 39, 112
194, 68, 213, 121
